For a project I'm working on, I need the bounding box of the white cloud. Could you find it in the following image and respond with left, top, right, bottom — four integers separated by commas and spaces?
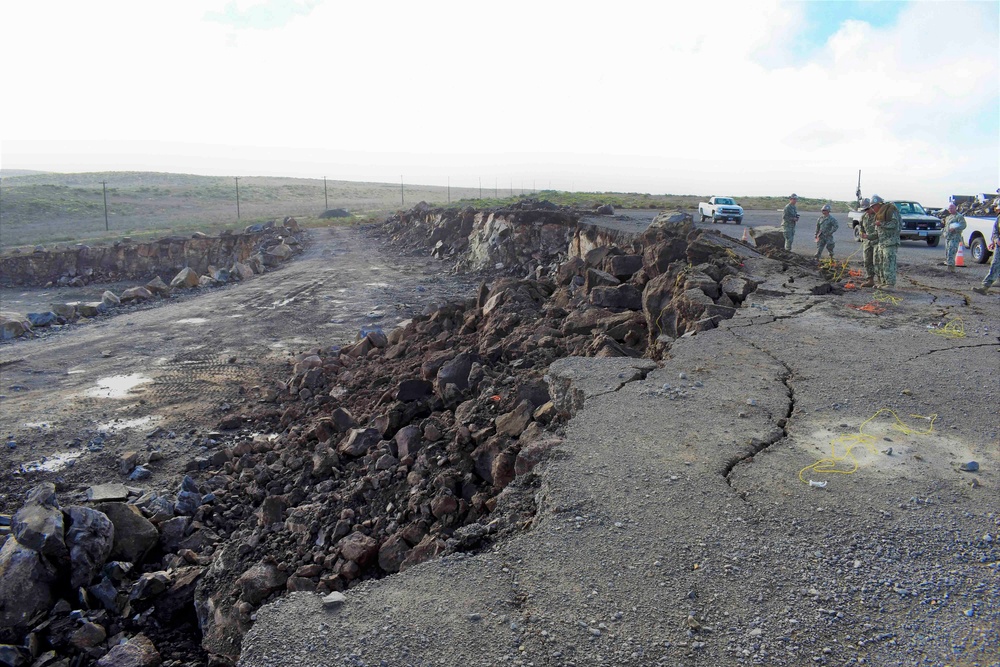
1, 0, 996, 204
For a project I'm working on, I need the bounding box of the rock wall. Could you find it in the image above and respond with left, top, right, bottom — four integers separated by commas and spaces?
377, 201, 646, 279
0, 234, 262, 287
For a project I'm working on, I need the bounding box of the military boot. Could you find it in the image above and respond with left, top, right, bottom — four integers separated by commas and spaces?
948, 265, 955, 273
861, 278, 875, 288
973, 285, 990, 295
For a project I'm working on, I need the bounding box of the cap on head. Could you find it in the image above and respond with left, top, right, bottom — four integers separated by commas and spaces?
821, 204, 831, 212
859, 197, 871, 210
870, 194, 884, 206
790, 193, 798, 199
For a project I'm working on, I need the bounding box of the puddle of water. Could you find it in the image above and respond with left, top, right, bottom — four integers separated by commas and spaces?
21, 451, 83, 473
176, 317, 208, 324
366, 282, 390, 288
97, 415, 161, 432
84, 374, 152, 398
67, 368, 86, 375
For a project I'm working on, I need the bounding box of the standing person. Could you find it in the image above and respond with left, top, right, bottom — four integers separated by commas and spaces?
814, 204, 838, 262
972, 200, 1000, 295
942, 203, 967, 272
857, 198, 879, 287
870, 195, 900, 288
782, 194, 800, 251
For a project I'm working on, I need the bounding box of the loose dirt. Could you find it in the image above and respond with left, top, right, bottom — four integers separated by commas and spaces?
0, 226, 478, 515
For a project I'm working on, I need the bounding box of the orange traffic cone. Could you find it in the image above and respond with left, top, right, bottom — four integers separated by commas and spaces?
956, 243, 965, 267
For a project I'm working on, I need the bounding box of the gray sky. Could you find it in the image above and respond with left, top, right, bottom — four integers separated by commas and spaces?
1, 0, 997, 206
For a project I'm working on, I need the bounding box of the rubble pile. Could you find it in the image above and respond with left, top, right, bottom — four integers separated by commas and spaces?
940, 194, 1000, 218
0, 222, 305, 340
0, 217, 304, 289
0, 204, 766, 666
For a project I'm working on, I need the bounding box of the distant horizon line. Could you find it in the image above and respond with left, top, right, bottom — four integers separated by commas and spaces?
0, 168, 860, 202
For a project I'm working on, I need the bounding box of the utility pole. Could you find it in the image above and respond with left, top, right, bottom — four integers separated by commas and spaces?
324, 176, 328, 210
235, 177, 241, 220
101, 181, 109, 231
400, 175, 404, 206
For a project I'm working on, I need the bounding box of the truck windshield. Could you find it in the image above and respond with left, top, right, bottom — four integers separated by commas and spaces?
911, 203, 926, 215
717, 198, 734, 205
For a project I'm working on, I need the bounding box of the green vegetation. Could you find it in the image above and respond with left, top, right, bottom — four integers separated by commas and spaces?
0, 170, 854, 251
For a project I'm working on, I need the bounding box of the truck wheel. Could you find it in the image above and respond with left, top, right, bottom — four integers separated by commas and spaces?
700, 214, 707, 223
734, 217, 743, 224
925, 236, 940, 248
970, 236, 988, 263
853, 225, 863, 242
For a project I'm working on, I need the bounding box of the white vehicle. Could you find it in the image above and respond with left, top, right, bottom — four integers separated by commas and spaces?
698, 197, 744, 224
847, 200, 943, 246
961, 216, 997, 264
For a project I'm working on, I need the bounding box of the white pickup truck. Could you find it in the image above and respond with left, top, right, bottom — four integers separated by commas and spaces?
847, 200, 943, 246
698, 197, 744, 224
961, 216, 997, 263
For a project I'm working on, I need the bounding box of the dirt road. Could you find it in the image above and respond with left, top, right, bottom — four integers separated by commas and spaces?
0, 226, 477, 514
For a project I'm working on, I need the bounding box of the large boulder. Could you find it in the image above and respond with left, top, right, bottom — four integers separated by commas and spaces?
97, 503, 159, 564
95, 633, 161, 667
338, 532, 378, 566
605, 254, 643, 280
0, 538, 58, 641
170, 267, 200, 289
337, 428, 381, 457
750, 225, 786, 249
11, 483, 65, 558
589, 284, 643, 311
237, 562, 287, 606
0, 312, 32, 340
65, 506, 115, 589
120, 286, 154, 303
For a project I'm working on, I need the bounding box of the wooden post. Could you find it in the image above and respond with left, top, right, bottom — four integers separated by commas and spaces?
101, 180, 109, 231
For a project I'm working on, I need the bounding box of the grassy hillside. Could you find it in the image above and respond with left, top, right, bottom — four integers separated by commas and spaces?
0, 171, 853, 251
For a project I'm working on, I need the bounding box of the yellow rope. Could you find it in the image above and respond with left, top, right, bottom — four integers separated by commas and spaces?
871, 290, 902, 305
821, 246, 862, 282
928, 317, 966, 339
798, 408, 937, 484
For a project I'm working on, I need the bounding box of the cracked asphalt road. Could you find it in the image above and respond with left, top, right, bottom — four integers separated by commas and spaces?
242, 239, 999, 667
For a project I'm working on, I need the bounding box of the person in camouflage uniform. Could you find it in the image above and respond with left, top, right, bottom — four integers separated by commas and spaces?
857, 198, 879, 287
870, 195, 900, 288
814, 204, 838, 261
942, 203, 967, 273
972, 200, 1000, 295
782, 194, 799, 251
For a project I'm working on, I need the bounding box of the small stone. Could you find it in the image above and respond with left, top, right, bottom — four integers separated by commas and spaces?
322, 591, 346, 608
746, 399, 757, 406
959, 461, 979, 472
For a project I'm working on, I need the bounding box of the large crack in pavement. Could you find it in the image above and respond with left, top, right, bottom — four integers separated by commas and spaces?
903, 340, 1000, 362
722, 327, 795, 488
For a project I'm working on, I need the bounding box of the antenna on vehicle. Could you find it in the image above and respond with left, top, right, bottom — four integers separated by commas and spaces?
856, 169, 862, 206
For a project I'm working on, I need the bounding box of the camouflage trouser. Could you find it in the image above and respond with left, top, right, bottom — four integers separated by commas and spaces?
984, 245, 1000, 287
782, 223, 795, 251
878, 244, 898, 286
945, 237, 962, 266
862, 239, 877, 278
815, 238, 835, 259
